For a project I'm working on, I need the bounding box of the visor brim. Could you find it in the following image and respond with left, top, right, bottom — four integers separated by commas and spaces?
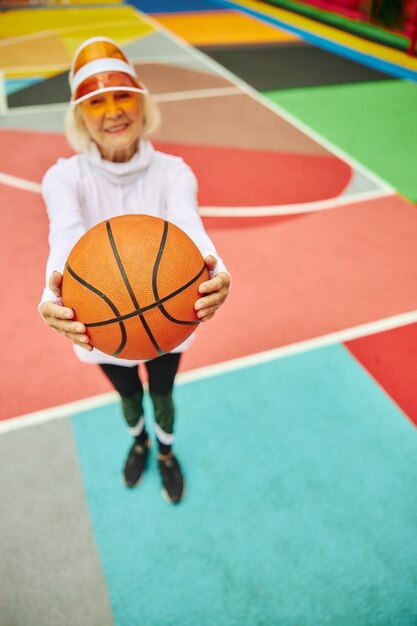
71, 71, 148, 105
71, 85, 147, 106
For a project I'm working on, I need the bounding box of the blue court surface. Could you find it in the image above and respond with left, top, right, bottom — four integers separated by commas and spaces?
72, 345, 417, 626
127, 0, 227, 14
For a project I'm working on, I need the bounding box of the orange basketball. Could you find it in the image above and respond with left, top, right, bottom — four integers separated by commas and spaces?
62, 214, 209, 360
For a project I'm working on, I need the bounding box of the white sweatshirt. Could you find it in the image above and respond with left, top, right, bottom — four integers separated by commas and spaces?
41, 139, 227, 366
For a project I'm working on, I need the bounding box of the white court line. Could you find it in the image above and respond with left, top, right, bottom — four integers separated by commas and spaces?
0, 29, 59, 47
133, 54, 209, 64
136, 9, 395, 195
1, 32, 159, 74
0, 169, 392, 216
1, 309, 417, 434
0, 392, 118, 435
0, 11, 407, 433
0, 18, 401, 198
0, 70, 8, 115
2, 103, 67, 116
153, 86, 241, 102
0, 20, 146, 48
0, 172, 41, 193
0, 8, 401, 199
178, 310, 417, 383
1, 86, 239, 117
4, 63, 72, 75
199, 189, 392, 217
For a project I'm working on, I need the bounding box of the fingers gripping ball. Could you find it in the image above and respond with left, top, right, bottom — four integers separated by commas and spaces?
62, 215, 209, 359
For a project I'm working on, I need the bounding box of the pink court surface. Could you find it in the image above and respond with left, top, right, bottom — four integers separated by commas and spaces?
1, 1, 417, 429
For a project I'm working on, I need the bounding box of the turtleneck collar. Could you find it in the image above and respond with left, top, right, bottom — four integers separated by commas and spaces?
84, 139, 154, 181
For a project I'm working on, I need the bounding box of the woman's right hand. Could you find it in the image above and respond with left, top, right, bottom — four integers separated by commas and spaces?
39, 271, 93, 351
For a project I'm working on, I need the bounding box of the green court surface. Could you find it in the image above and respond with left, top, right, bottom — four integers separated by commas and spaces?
72, 345, 417, 626
265, 79, 417, 201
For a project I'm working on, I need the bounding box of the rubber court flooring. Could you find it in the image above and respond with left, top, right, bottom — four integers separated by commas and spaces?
1, 1, 417, 625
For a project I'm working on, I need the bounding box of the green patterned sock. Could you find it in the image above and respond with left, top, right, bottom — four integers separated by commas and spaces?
150, 391, 175, 434
120, 390, 144, 429
151, 391, 175, 454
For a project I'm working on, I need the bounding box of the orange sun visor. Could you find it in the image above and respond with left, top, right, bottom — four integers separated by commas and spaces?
72, 39, 128, 76
69, 37, 148, 105
72, 71, 147, 104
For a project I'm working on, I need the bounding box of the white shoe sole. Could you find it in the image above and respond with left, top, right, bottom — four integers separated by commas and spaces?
161, 483, 186, 504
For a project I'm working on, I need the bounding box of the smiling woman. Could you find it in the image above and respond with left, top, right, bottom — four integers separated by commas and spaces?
78, 91, 145, 162
63, 38, 160, 159
38, 36, 231, 504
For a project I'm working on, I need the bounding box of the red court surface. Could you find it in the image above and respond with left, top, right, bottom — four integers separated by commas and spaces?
0, 130, 352, 206
346, 324, 417, 426
0, 129, 74, 182
0, 26, 415, 426
157, 142, 353, 206
2, 178, 417, 419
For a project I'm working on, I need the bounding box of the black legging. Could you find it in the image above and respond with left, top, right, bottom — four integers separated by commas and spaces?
99, 352, 181, 397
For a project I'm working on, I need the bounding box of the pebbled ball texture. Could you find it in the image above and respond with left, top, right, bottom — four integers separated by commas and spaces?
62, 214, 209, 360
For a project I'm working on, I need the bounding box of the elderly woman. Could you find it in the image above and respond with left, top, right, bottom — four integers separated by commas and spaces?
39, 37, 230, 504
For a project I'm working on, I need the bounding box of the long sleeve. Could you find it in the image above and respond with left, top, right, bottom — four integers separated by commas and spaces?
163, 158, 229, 278
40, 159, 87, 305
38, 148, 230, 365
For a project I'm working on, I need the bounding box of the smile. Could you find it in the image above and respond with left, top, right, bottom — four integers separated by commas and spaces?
105, 123, 129, 134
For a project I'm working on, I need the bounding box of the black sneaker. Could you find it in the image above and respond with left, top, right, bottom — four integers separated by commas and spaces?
158, 453, 185, 504
122, 438, 150, 488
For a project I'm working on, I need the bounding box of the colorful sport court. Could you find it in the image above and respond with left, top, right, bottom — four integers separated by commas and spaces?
1, 1, 417, 624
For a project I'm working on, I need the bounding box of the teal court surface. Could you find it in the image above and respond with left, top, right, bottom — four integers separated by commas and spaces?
1, 346, 417, 625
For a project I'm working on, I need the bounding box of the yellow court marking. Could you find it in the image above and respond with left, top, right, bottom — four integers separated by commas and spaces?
53, 0, 123, 4
0, 33, 71, 77
0, 7, 154, 78
235, 0, 417, 71
6, 0, 122, 4
0, 7, 152, 39
4, 68, 69, 80
62, 24, 153, 57
155, 10, 299, 46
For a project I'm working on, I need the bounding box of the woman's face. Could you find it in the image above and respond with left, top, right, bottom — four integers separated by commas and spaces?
78, 91, 144, 162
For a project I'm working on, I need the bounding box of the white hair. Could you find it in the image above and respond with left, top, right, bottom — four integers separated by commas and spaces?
64, 92, 161, 153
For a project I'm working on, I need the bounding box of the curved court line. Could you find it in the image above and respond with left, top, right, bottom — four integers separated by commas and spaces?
0, 22, 402, 202
0, 170, 392, 216
0, 5, 398, 197
138, 9, 395, 196
199, 189, 392, 217
2, 308, 417, 430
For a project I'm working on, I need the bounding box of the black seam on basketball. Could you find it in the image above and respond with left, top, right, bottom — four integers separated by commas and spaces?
84, 264, 206, 328
65, 262, 127, 357
151, 220, 201, 326
106, 221, 163, 356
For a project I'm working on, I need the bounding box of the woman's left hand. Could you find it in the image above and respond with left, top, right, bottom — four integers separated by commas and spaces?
195, 255, 231, 323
